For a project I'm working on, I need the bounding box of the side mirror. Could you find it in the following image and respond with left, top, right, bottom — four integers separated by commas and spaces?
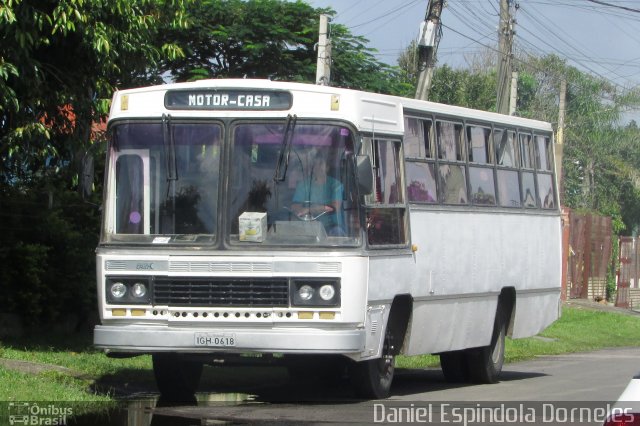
356, 155, 374, 195
80, 152, 95, 199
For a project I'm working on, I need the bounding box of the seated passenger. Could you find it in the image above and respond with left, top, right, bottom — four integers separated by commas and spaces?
291, 155, 344, 235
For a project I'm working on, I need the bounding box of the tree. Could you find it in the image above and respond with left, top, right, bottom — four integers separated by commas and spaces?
0, 0, 190, 327
0, 0, 189, 185
159, 0, 411, 95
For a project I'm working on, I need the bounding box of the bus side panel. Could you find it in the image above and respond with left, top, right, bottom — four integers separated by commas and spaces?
406, 297, 498, 355
511, 290, 561, 338
392, 209, 561, 356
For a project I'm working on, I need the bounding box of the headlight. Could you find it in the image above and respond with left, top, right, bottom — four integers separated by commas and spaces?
298, 285, 314, 301
291, 280, 340, 307
319, 284, 335, 301
110, 282, 127, 299
132, 282, 147, 298
106, 277, 151, 304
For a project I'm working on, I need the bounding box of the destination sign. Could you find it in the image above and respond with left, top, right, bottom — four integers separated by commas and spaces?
165, 89, 292, 111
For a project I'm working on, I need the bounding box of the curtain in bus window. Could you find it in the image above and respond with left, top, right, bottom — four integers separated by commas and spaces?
376, 140, 403, 204
494, 129, 517, 167
538, 174, 555, 208
519, 133, 535, 169
437, 121, 464, 161
467, 125, 491, 164
367, 139, 407, 246
536, 135, 552, 171
406, 161, 437, 203
404, 117, 433, 159
469, 167, 496, 205
521, 172, 537, 207
497, 170, 521, 207
116, 154, 144, 234
404, 117, 423, 158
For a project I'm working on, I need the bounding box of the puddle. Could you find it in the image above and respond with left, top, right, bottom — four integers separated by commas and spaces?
69, 393, 257, 426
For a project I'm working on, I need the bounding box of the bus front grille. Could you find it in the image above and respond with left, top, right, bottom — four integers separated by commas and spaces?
152, 278, 289, 307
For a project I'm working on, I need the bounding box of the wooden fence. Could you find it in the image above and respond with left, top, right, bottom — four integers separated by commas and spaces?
564, 209, 612, 301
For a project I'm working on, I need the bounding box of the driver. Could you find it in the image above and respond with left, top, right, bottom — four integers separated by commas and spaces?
291, 154, 344, 235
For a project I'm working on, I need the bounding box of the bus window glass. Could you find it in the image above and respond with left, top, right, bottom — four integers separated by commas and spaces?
522, 172, 537, 208
519, 133, 535, 169
467, 125, 491, 164
469, 166, 496, 206
404, 117, 433, 158
536, 135, 552, 171
497, 169, 521, 207
437, 121, 464, 161
538, 174, 555, 208
406, 161, 437, 203
115, 154, 144, 234
439, 164, 467, 204
365, 138, 407, 247
494, 129, 517, 167
106, 122, 221, 243
229, 122, 361, 246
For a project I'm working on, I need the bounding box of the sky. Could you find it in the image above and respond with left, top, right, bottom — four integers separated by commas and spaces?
305, 0, 640, 92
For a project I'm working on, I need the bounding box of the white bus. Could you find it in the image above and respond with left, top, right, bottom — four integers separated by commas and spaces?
93, 79, 561, 399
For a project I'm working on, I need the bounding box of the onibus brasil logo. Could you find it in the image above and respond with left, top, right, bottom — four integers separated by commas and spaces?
8, 402, 72, 425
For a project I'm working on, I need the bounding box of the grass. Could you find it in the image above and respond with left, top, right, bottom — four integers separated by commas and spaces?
0, 304, 639, 402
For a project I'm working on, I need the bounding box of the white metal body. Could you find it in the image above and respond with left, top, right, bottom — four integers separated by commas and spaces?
94, 79, 561, 362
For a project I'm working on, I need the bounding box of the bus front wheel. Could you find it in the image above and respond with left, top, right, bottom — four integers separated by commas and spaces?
349, 332, 395, 399
152, 353, 203, 400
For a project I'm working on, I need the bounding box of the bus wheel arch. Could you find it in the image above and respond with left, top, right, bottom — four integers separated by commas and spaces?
349, 294, 412, 399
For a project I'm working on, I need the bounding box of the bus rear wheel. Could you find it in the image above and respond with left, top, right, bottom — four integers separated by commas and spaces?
152, 353, 203, 400
467, 308, 506, 384
439, 350, 470, 383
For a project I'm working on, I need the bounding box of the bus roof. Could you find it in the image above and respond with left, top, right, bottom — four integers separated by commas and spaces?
108, 79, 554, 135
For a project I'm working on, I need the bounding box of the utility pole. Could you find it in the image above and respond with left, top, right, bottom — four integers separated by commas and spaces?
496, 0, 516, 114
415, 0, 444, 100
556, 79, 567, 204
315, 14, 331, 86
508, 71, 518, 115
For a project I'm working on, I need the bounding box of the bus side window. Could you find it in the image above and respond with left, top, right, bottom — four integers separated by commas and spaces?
436, 120, 467, 204
364, 138, 408, 247
494, 128, 521, 208
404, 116, 437, 203
467, 124, 496, 206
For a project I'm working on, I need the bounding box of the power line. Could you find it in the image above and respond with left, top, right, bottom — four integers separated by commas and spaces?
584, 0, 640, 14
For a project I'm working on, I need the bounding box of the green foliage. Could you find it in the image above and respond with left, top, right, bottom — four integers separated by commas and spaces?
159, 0, 409, 94
0, 182, 100, 326
0, 0, 190, 185
428, 64, 496, 110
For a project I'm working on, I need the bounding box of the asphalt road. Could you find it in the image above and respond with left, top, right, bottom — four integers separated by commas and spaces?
112, 347, 640, 425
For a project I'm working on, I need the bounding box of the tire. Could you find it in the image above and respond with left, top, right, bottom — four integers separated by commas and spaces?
467, 308, 506, 384
439, 350, 470, 383
152, 353, 203, 400
349, 333, 395, 399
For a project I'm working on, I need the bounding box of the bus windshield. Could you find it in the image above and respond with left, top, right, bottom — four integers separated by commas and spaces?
103, 121, 222, 244
102, 120, 361, 247
228, 121, 361, 247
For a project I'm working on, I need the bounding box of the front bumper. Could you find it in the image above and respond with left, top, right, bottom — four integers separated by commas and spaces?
94, 324, 365, 354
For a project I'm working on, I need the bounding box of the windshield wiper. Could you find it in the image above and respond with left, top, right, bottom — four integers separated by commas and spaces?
273, 114, 297, 182
162, 113, 178, 181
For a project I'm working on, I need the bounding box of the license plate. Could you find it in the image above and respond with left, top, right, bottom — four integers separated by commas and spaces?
194, 333, 236, 347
